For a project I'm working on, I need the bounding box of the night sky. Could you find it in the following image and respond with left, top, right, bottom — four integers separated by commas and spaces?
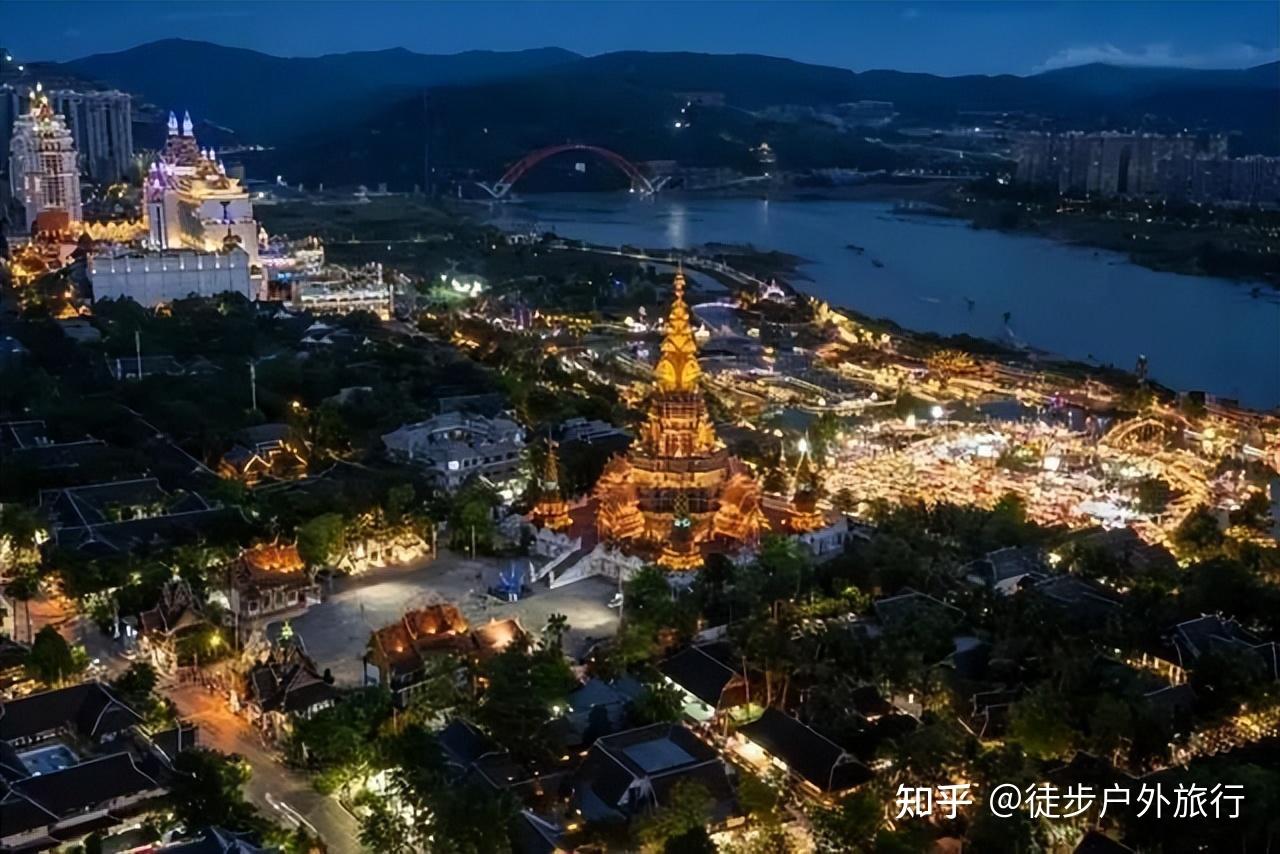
5, 0, 1278, 76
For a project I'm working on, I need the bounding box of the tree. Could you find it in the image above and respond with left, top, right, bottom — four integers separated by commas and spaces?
1008, 686, 1075, 760
112, 661, 158, 707
476, 645, 573, 764
1172, 505, 1225, 560
447, 481, 499, 554
0, 505, 43, 567
541, 612, 569, 651
637, 780, 714, 849
296, 513, 346, 568
664, 826, 717, 854
170, 749, 261, 833
810, 788, 884, 853
25, 625, 80, 686
630, 680, 685, 725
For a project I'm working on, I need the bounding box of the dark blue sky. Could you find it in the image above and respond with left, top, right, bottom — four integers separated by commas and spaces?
6, 1, 1278, 76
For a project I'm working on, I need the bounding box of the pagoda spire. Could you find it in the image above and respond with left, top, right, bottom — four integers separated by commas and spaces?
653, 266, 701, 393
531, 439, 572, 531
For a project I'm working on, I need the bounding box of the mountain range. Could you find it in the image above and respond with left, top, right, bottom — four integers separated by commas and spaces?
54, 39, 1280, 186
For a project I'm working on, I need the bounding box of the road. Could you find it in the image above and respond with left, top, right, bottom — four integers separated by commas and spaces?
267, 548, 620, 687
167, 681, 364, 854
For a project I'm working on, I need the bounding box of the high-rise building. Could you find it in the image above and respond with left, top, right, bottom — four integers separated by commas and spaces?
1013, 131, 1276, 205
8, 83, 82, 232
49, 88, 133, 182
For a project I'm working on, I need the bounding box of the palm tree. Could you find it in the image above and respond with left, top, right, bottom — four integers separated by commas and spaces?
542, 612, 570, 651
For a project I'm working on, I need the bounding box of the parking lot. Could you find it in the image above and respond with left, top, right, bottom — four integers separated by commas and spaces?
267, 548, 621, 687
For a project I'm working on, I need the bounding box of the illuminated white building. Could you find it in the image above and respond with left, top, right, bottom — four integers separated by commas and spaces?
8, 84, 82, 231
145, 111, 261, 268
382, 412, 525, 491
88, 246, 254, 306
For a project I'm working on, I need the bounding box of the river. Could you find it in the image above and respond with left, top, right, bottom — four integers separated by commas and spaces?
486, 194, 1280, 410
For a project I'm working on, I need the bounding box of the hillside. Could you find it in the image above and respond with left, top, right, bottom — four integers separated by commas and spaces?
64, 39, 581, 142
55, 40, 1280, 184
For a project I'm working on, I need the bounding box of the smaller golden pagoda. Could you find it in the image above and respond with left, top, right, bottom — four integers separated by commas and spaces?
530, 440, 573, 531
786, 443, 827, 533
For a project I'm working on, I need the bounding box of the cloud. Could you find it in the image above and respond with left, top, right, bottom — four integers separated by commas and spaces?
1036, 42, 1280, 72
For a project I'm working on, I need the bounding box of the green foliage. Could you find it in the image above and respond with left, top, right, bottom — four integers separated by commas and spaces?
1173, 505, 1225, 560
636, 779, 714, 849
170, 749, 262, 833
360, 727, 515, 854
629, 680, 685, 726
447, 480, 500, 554
288, 688, 392, 793
475, 644, 574, 763
25, 625, 82, 686
296, 512, 346, 567
810, 788, 884, 853
1008, 686, 1075, 760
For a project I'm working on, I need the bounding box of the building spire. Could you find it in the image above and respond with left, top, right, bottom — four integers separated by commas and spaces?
653, 266, 701, 393
182, 110, 193, 137
168, 111, 178, 136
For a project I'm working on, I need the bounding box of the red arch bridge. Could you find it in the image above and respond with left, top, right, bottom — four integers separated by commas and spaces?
476, 144, 669, 200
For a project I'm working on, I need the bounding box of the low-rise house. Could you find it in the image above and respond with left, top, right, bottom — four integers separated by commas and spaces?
39, 478, 230, 554
134, 576, 208, 674
218, 423, 307, 485
225, 543, 321, 634
735, 708, 872, 799
658, 642, 750, 722
241, 639, 339, 740
965, 545, 1045, 594
0, 682, 189, 851
364, 605, 528, 706
382, 412, 525, 491
1169, 615, 1279, 680
571, 722, 739, 827
1029, 575, 1122, 632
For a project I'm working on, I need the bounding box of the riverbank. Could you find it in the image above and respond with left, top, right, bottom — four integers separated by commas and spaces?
485, 194, 1278, 408
679, 179, 1279, 286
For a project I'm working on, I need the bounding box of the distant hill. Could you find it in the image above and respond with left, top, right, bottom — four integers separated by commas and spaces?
55, 40, 1279, 184
63, 39, 581, 142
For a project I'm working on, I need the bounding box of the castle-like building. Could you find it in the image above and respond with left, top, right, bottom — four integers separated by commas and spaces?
145, 110, 261, 267
594, 269, 765, 569
8, 83, 82, 232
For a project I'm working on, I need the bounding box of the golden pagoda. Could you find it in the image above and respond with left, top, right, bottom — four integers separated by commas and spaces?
786, 444, 827, 533
530, 440, 573, 531
595, 269, 765, 569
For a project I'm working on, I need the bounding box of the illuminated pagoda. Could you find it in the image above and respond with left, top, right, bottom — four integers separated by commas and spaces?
595, 269, 765, 569
786, 441, 827, 533
530, 440, 573, 531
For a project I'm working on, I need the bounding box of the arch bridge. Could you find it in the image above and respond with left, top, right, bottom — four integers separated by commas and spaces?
477, 144, 668, 200
1104, 415, 1190, 451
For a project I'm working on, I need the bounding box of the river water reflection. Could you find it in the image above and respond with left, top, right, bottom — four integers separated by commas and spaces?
487, 194, 1279, 409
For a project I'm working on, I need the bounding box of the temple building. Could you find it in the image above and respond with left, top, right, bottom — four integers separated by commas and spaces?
145, 110, 262, 268
594, 270, 765, 569
7, 83, 82, 232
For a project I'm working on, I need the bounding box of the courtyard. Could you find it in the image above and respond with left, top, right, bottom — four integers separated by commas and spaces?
266, 548, 620, 687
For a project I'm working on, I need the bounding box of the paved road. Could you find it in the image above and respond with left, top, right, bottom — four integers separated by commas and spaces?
167, 682, 364, 854
267, 548, 620, 687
